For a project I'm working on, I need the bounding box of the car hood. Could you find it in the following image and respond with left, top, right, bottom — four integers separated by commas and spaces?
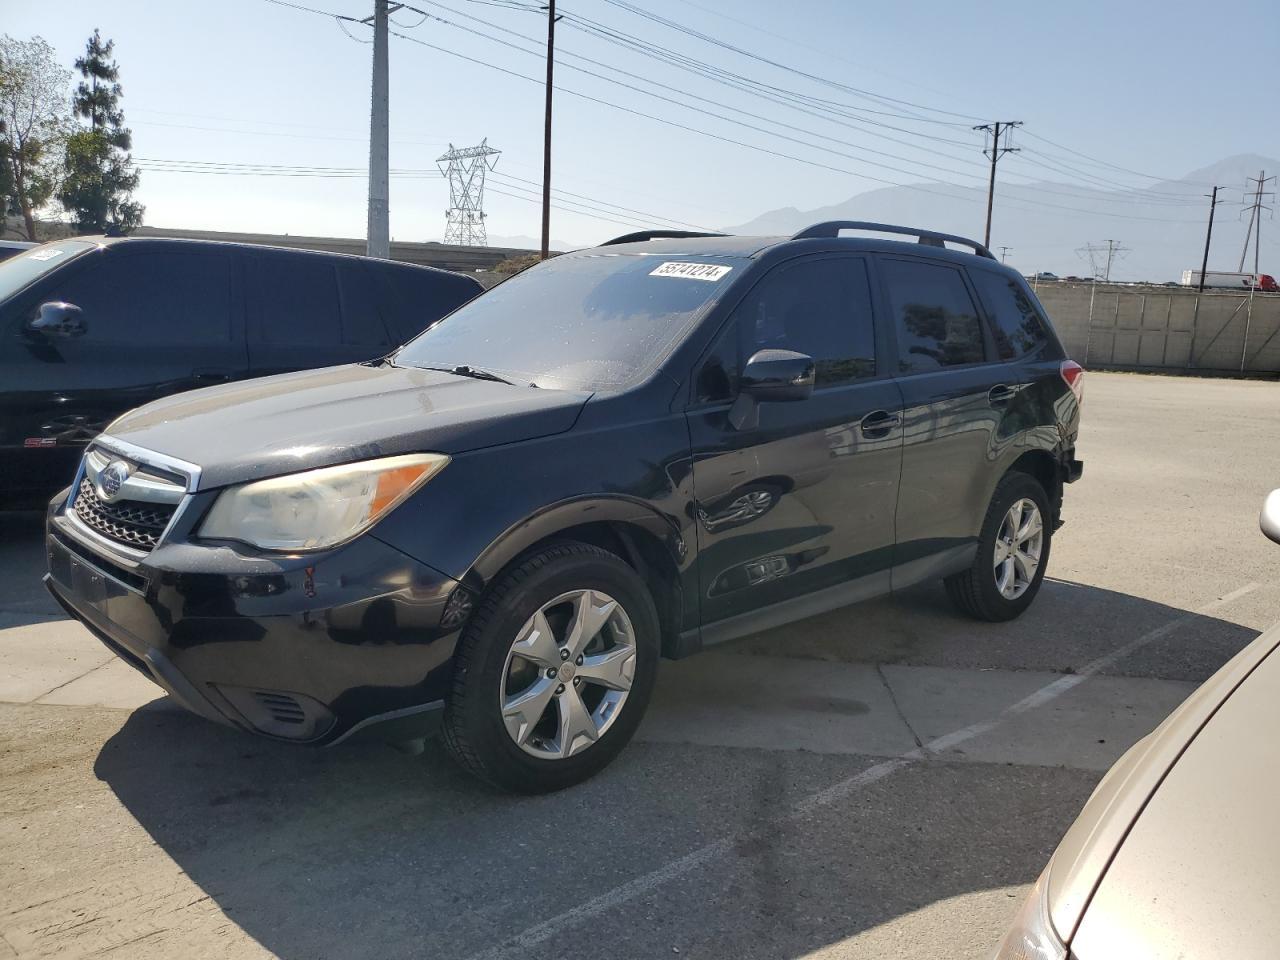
1049, 624, 1280, 957
102, 362, 591, 489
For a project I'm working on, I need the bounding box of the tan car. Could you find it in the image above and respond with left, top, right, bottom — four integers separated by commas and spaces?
993, 489, 1280, 959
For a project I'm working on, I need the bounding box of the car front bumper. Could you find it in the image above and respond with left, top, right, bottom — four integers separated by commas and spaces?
45, 499, 470, 746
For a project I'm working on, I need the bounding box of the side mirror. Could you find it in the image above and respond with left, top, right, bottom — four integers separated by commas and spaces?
27, 302, 86, 339
1261, 489, 1280, 545
729, 349, 815, 430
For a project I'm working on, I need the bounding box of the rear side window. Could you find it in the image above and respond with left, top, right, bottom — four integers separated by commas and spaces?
969, 269, 1052, 360
247, 254, 341, 345
336, 262, 388, 347
881, 259, 985, 373
43, 251, 232, 344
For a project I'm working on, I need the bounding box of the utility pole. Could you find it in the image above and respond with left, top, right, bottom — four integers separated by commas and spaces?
540, 0, 559, 260
998, 245, 1011, 264
1198, 186, 1224, 292
973, 120, 1022, 248
1237, 170, 1274, 274
364, 0, 398, 259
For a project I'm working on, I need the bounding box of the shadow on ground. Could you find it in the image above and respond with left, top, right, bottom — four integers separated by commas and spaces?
91, 583, 1259, 959
727, 577, 1260, 682
0, 510, 64, 626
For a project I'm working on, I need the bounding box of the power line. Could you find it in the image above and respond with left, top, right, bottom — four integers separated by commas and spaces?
595, 0, 986, 123
256, 0, 1209, 226
1019, 129, 1214, 186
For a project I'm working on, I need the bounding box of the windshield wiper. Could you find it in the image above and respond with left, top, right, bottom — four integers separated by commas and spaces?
421, 364, 515, 385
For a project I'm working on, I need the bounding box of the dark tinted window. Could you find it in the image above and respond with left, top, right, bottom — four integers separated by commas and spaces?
881, 259, 985, 373
970, 269, 1051, 360
395, 252, 743, 390
46, 251, 232, 344
374, 266, 480, 344
336, 262, 387, 347
741, 256, 876, 388
247, 254, 341, 345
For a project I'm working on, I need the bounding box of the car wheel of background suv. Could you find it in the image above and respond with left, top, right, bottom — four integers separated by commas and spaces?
442, 541, 660, 792
945, 471, 1051, 622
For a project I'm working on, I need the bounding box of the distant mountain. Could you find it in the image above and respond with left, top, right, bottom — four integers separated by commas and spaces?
722, 154, 1280, 282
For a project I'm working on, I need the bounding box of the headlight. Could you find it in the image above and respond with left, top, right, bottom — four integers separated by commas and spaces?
200, 453, 449, 551
992, 866, 1066, 960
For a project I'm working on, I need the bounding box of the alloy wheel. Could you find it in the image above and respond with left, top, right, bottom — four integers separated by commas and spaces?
500, 589, 637, 759
993, 498, 1043, 600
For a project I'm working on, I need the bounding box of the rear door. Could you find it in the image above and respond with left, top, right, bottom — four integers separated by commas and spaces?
686, 254, 904, 629
245, 251, 393, 375
0, 246, 243, 496
878, 255, 1022, 584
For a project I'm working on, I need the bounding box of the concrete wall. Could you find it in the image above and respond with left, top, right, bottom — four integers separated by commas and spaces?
1033, 281, 1280, 374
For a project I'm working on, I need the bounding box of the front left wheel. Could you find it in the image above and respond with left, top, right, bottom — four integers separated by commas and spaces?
442, 542, 659, 793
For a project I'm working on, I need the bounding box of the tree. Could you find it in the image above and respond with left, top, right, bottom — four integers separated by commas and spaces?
0, 35, 71, 242
58, 29, 142, 235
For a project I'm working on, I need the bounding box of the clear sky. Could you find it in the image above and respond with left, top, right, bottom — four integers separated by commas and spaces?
5, 0, 1279, 255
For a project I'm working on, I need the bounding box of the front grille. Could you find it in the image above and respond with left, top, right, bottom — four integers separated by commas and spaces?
72, 477, 177, 550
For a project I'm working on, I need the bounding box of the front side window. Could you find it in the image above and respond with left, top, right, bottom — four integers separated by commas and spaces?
395, 252, 744, 391
881, 259, 985, 373
695, 256, 876, 402
969, 269, 1052, 360
44, 251, 233, 344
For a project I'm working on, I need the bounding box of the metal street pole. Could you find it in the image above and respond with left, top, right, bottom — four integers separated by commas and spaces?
540, 0, 556, 260
366, 0, 390, 259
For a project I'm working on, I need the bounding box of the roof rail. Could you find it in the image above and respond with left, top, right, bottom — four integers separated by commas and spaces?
599, 229, 727, 247
790, 221, 996, 260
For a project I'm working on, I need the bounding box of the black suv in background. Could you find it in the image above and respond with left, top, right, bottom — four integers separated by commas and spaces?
44, 222, 1083, 793
1, 237, 482, 506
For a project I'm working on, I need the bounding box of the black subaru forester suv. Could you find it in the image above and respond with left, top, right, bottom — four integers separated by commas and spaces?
45, 222, 1083, 793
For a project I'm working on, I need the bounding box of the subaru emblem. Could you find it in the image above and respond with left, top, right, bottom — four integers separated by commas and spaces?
99, 460, 131, 501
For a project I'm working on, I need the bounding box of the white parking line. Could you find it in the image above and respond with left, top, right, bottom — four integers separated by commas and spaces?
466, 582, 1260, 960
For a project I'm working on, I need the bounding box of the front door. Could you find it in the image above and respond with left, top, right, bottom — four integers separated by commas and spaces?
686, 254, 904, 630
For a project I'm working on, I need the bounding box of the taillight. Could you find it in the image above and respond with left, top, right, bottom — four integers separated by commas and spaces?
1060, 360, 1084, 405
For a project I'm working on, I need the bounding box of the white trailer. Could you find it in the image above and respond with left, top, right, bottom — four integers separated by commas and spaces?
1181, 269, 1278, 292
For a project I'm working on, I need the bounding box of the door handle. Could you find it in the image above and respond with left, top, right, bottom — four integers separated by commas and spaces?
192, 368, 233, 384
988, 383, 1018, 406
860, 409, 901, 437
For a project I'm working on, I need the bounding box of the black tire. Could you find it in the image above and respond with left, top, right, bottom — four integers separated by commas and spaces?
442, 541, 660, 793
945, 471, 1052, 622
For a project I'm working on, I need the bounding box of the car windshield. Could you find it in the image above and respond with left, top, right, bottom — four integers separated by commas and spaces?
394, 251, 746, 391
0, 240, 96, 301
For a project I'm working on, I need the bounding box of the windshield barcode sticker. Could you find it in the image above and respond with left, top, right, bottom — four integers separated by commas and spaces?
28, 249, 63, 261
650, 261, 732, 281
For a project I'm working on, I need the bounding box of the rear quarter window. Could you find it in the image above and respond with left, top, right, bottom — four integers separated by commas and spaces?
969, 269, 1056, 360
375, 266, 481, 345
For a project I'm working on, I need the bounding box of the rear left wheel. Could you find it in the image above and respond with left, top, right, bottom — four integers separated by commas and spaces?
442, 542, 659, 793
945, 472, 1051, 622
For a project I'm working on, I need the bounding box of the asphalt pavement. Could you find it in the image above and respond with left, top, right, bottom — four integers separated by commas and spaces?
2, 370, 1278, 960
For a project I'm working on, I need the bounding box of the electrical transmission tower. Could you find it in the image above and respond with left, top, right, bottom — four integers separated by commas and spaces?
973, 120, 1022, 248
1238, 170, 1274, 274
1076, 240, 1129, 282
437, 139, 501, 246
